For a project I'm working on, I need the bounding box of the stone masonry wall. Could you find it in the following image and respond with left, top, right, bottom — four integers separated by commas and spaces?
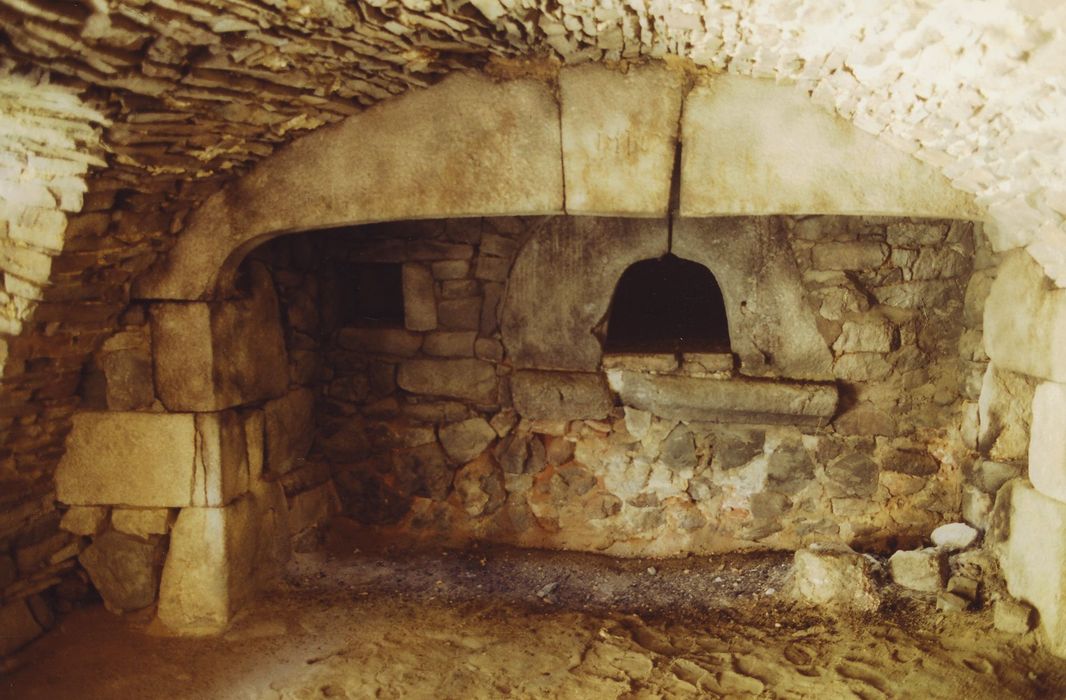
261, 214, 994, 558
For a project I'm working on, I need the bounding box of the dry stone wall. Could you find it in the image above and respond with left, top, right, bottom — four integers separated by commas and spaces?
280, 214, 987, 558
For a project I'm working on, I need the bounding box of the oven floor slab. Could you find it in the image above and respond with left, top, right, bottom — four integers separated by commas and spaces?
5, 530, 1065, 699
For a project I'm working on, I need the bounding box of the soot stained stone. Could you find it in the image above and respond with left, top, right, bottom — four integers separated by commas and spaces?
660, 425, 698, 471
825, 453, 880, 497
712, 429, 766, 470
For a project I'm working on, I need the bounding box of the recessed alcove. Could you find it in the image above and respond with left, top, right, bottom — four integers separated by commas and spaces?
603, 254, 731, 355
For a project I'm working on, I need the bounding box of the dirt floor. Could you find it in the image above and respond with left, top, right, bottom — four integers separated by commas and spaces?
5, 522, 1066, 699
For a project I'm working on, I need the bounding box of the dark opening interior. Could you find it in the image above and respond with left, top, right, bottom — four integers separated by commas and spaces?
335, 262, 404, 327
603, 254, 731, 354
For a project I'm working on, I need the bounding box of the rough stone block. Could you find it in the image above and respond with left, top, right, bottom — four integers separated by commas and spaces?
397, 359, 497, 403
833, 317, 896, 354
437, 297, 481, 330
111, 508, 172, 538
889, 548, 945, 592
96, 327, 155, 411
1000, 482, 1066, 656
1029, 381, 1066, 502
439, 417, 497, 463
59, 506, 109, 536
336, 327, 422, 356
607, 371, 838, 426
0, 599, 43, 657
287, 481, 340, 534
157, 480, 290, 635
150, 264, 288, 411
79, 531, 164, 613
424, 331, 476, 357
680, 76, 979, 218
263, 388, 314, 476
812, 242, 888, 270
512, 370, 612, 421
502, 217, 668, 371
57, 411, 253, 508
402, 263, 437, 331
792, 544, 880, 610
978, 365, 1035, 462
560, 62, 683, 216
985, 250, 1066, 383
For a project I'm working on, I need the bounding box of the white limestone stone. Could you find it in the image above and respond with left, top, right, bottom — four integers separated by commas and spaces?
1000, 482, 1066, 657
1030, 381, 1066, 502
680, 76, 980, 219
985, 250, 1066, 384
560, 62, 683, 216
157, 480, 290, 635
930, 522, 978, 550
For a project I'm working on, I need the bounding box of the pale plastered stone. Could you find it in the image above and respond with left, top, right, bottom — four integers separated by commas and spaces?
56, 411, 253, 508
560, 62, 683, 217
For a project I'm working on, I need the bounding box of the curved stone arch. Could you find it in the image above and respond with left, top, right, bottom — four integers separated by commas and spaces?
133, 63, 982, 302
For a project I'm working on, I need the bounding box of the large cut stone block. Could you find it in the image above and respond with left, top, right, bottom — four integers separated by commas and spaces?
1030, 381, 1066, 502
263, 387, 314, 476
606, 371, 837, 426
57, 411, 253, 508
512, 371, 613, 421
560, 62, 683, 216
157, 480, 290, 635
985, 250, 1066, 383
680, 76, 979, 218
1000, 482, 1066, 657
502, 217, 668, 371
134, 72, 563, 300
150, 263, 289, 411
673, 218, 834, 380
397, 358, 497, 403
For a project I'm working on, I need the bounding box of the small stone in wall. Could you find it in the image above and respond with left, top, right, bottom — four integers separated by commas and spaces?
930, 522, 978, 550
623, 407, 652, 440
962, 485, 992, 530
888, 548, 945, 593
767, 441, 815, 494
424, 331, 476, 357
884, 448, 940, 476
545, 436, 575, 466
711, 429, 765, 471
78, 531, 163, 613
659, 425, 697, 471
111, 508, 172, 538
431, 260, 469, 280
833, 402, 897, 436
495, 432, 529, 474
402, 263, 437, 331
811, 241, 888, 270
825, 453, 880, 497
437, 297, 482, 330
439, 418, 497, 464
833, 317, 896, 354
454, 454, 506, 517
392, 443, 453, 500
60, 506, 109, 536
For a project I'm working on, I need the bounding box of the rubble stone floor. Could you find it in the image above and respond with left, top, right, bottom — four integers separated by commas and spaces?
6, 525, 1066, 699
